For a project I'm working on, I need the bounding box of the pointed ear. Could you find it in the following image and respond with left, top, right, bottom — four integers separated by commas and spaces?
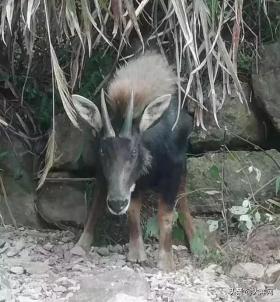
139, 94, 171, 132
72, 94, 102, 133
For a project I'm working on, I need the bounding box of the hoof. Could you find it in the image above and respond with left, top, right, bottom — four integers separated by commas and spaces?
128, 238, 147, 263
70, 244, 87, 256
128, 247, 147, 263
157, 250, 175, 272
71, 232, 92, 255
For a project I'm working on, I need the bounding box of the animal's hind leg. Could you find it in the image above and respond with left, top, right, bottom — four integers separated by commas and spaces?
176, 175, 195, 249
128, 194, 147, 262
75, 183, 106, 253
158, 198, 175, 271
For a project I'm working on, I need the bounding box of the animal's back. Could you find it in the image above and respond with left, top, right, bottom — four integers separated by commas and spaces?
108, 52, 176, 117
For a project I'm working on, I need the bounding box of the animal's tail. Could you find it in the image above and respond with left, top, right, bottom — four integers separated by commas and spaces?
108, 52, 176, 117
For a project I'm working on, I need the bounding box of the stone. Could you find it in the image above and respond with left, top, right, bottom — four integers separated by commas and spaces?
24, 262, 50, 275
96, 247, 110, 256
264, 264, 280, 283
36, 178, 90, 227
187, 149, 280, 213
53, 113, 84, 170
69, 269, 149, 302
53, 113, 96, 170
173, 289, 212, 302
9, 266, 25, 275
109, 244, 123, 254
246, 224, 280, 264
252, 42, 280, 134
190, 83, 264, 153
0, 133, 41, 228
43, 243, 54, 251
230, 263, 265, 280
107, 293, 147, 302
7, 239, 25, 257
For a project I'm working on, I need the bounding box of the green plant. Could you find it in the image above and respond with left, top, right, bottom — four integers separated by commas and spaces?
229, 199, 274, 232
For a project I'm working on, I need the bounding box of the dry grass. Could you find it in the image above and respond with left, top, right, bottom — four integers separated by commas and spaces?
0, 0, 270, 187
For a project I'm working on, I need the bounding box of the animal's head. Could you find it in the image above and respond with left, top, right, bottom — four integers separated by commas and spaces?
72, 90, 171, 215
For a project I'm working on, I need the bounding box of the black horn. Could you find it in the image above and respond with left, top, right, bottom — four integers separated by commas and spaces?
120, 90, 134, 138
101, 89, 115, 138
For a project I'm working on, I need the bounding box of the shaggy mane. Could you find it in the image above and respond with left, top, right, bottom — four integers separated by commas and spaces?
107, 52, 176, 118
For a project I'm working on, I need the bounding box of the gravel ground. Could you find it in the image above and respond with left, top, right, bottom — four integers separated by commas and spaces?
0, 226, 278, 302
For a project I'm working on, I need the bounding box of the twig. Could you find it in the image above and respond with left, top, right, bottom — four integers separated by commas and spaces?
221, 129, 229, 241
0, 176, 17, 228
44, 177, 96, 182
229, 131, 280, 170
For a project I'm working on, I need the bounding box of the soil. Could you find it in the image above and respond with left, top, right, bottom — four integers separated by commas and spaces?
0, 224, 279, 302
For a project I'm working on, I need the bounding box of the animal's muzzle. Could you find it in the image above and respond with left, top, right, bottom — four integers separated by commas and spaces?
107, 198, 130, 215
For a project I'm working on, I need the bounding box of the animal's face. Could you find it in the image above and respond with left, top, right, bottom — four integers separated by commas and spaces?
99, 136, 139, 214
72, 90, 171, 215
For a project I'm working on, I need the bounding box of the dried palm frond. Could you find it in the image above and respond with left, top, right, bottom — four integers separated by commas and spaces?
0, 0, 272, 189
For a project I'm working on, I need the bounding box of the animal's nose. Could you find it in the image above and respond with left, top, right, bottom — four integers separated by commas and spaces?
107, 199, 129, 215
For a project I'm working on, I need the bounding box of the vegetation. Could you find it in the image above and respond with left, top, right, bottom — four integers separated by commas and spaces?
0, 1, 280, 251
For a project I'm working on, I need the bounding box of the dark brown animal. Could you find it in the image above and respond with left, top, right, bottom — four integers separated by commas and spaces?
71, 52, 195, 271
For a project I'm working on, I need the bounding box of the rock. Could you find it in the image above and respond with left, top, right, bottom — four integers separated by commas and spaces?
6, 238, 25, 257
202, 264, 223, 276
96, 247, 110, 256
252, 42, 280, 134
36, 177, 90, 227
173, 289, 212, 302
69, 269, 149, 302
107, 293, 147, 302
246, 224, 280, 264
53, 285, 67, 293
9, 266, 25, 275
24, 262, 50, 275
0, 133, 40, 228
187, 149, 280, 213
109, 244, 123, 254
190, 83, 264, 153
0, 289, 12, 302
264, 264, 280, 283
43, 243, 54, 251
230, 262, 265, 280
53, 113, 96, 170
53, 113, 84, 170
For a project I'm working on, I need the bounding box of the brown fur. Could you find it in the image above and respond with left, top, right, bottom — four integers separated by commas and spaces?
108, 52, 176, 117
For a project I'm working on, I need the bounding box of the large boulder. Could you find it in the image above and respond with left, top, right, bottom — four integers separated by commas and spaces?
190, 83, 265, 153
53, 113, 96, 171
36, 172, 90, 228
0, 133, 40, 227
187, 149, 280, 213
252, 42, 280, 134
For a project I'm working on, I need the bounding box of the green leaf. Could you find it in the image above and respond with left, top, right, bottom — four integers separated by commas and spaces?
229, 206, 249, 215
172, 225, 185, 243
207, 220, 219, 232
276, 177, 280, 196
209, 165, 220, 179
145, 216, 159, 239
239, 214, 253, 230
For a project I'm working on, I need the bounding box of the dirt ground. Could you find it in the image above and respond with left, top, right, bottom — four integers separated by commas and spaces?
0, 224, 280, 302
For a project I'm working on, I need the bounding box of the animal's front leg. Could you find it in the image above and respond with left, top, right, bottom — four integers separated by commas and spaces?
176, 176, 195, 247
158, 198, 175, 271
75, 183, 106, 253
127, 195, 147, 262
